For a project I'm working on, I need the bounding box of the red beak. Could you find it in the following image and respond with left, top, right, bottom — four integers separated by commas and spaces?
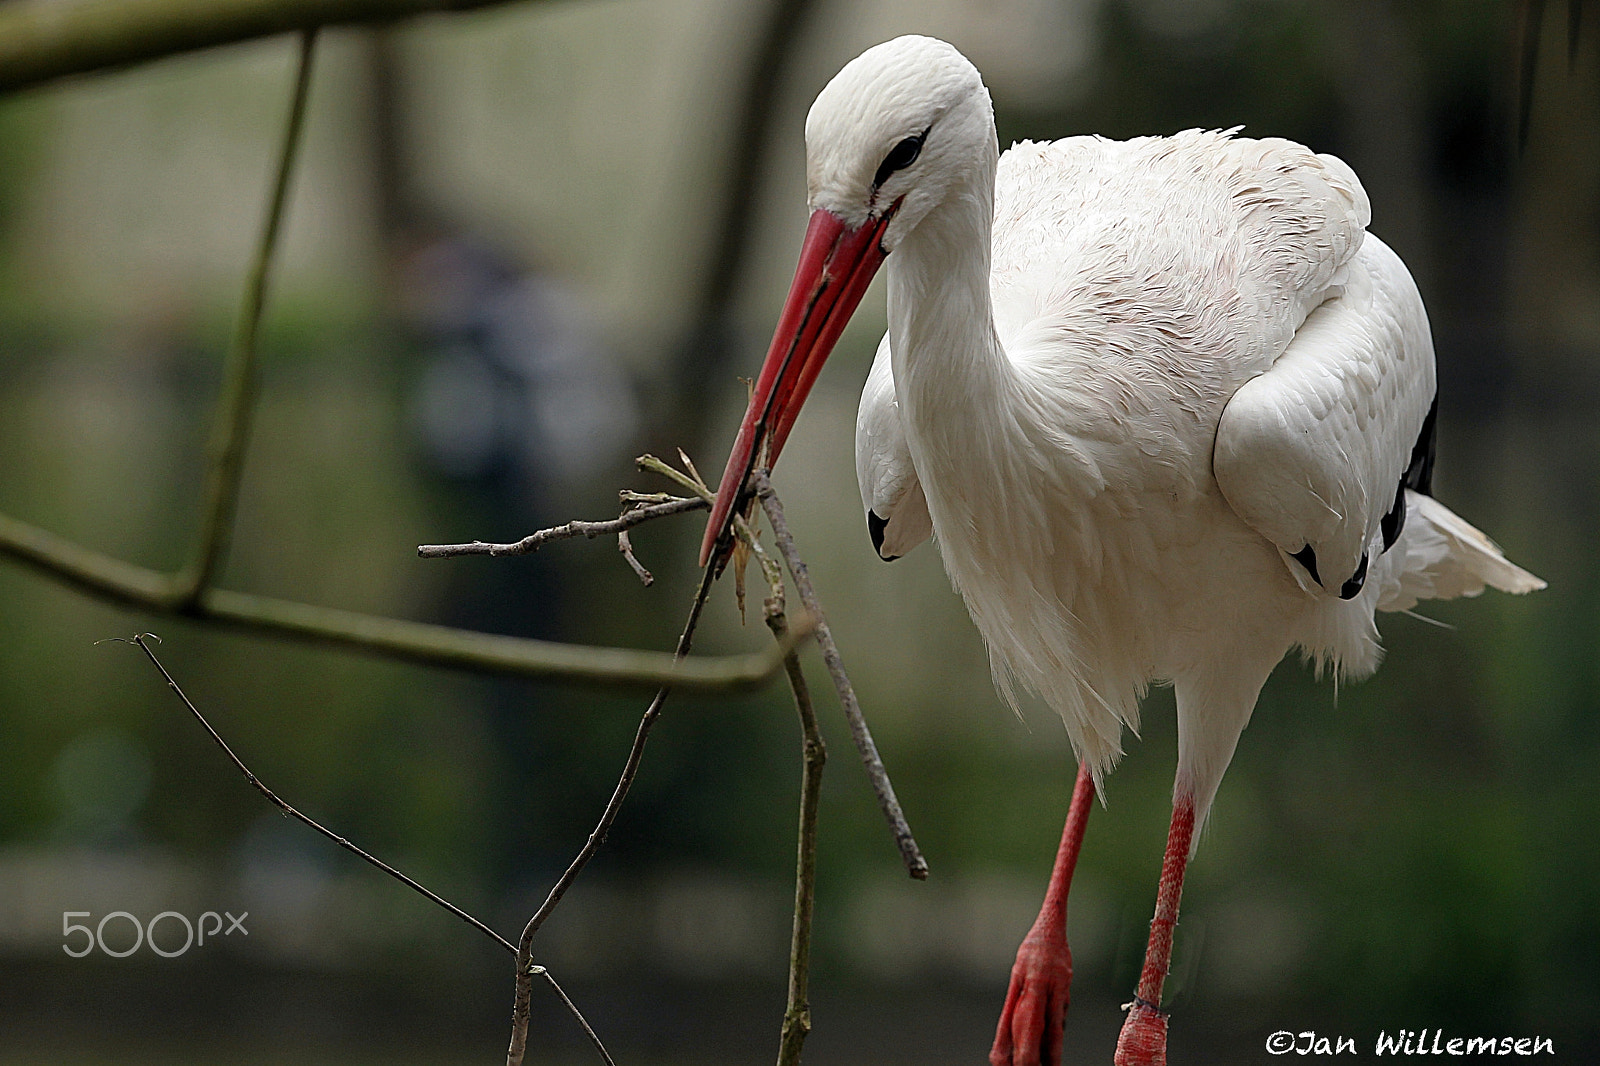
699, 207, 894, 567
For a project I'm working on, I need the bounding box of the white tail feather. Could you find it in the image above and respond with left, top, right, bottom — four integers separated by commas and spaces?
1377, 490, 1546, 613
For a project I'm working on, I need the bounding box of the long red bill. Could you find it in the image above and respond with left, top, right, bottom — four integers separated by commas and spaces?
699, 207, 893, 567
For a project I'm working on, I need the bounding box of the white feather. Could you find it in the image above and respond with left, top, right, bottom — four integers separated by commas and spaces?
1216, 233, 1435, 590
855, 334, 933, 560
1376, 491, 1547, 612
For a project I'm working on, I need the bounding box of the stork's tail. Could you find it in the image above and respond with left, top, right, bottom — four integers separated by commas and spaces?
1377, 490, 1546, 613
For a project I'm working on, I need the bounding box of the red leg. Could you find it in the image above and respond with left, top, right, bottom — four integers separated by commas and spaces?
1113, 794, 1197, 1066
989, 763, 1095, 1066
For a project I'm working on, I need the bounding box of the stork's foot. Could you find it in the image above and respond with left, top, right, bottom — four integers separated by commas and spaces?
987, 925, 1071, 1066
1113, 998, 1168, 1066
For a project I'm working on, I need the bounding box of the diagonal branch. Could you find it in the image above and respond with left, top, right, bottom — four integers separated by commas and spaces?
176, 28, 316, 606
116, 631, 513, 950
116, 631, 617, 1063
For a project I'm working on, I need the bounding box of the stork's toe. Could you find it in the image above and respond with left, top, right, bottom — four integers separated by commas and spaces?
988, 927, 1071, 1066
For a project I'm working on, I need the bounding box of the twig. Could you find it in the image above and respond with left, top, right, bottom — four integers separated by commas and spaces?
676, 448, 706, 491
115, 633, 512, 950
0, 509, 795, 691
418, 495, 707, 558
534, 966, 617, 1066
637, 453, 715, 504
752, 470, 929, 880
506, 561, 720, 1066
176, 28, 316, 607
750, 530, 826, 1066
0, 0, 543, 94
617, 530, 653, 586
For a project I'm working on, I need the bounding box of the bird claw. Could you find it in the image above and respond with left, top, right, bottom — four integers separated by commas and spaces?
988, 925, 1071, 1066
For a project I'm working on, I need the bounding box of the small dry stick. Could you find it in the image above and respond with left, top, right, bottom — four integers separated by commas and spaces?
637, 452, 715, 505
534, 966, 616, 1066
617, 529, 652, 585
419, 495, 707, 558
752, 470, 929, 880
751, 532, 826, 1066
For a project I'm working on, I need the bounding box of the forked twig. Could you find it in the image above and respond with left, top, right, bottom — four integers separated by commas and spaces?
425, 449, 920, 1062
506, 560, 720, 1066
746, 527, 826, 1066
752, 470, 929, 880
643, 454, 926, 877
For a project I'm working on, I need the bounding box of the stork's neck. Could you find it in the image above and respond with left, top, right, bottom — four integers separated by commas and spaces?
885, 142, 1014, 464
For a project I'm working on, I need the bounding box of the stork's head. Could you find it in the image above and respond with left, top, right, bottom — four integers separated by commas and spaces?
700, 36, 993, 566
804, 35, 994, 250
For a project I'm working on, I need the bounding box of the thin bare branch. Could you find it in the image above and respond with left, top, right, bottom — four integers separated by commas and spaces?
617, 530, 653, 586
116, 632, 617, 1064
116, 632, 514, 951
534, 966, 617, 1066
176, 29, 316, 606
0, 0, 538, 95
0, 509, 795, 690
756, 547, 825, 1066
418, 495, 706, 558
506, 561, 720, 1066
752, 470, 929, 880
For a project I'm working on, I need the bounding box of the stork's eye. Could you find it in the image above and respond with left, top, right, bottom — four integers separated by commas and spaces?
873, 130, 927, 188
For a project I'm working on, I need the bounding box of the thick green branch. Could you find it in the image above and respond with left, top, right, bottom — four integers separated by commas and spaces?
0, 509, 794, 691
0, 0, 532, 94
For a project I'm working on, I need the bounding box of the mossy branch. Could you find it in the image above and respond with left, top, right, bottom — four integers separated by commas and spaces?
0, 0, 535, 94
0, 507, 798, 691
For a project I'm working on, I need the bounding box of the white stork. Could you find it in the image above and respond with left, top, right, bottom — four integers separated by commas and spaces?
699, 35, 1544, 1066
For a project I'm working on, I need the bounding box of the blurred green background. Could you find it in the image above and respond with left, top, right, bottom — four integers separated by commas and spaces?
0, 0, 1593, 1062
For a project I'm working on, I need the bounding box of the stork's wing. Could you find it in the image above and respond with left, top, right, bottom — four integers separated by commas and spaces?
855, 334, 932, 561
1215, 234, 1436, 597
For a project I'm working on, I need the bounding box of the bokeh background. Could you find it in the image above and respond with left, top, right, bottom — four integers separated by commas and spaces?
0, 0, 1594, 1062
